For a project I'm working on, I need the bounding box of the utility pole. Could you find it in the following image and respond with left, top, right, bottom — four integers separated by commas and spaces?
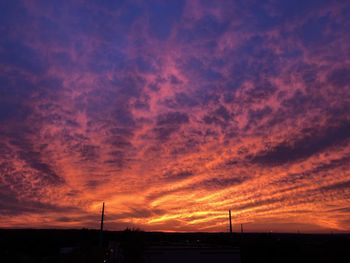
241, 223, 243, 234
100, 202, 105, 231
99, 202, 105, 247
229, 210, 233, 234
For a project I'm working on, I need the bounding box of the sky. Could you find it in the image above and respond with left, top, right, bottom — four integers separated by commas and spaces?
0, 0, 350, 233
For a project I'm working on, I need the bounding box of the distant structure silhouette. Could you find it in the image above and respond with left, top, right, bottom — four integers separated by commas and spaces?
241, 224, 243, 234
229, 210, 233, 234
99, 202, 105, 247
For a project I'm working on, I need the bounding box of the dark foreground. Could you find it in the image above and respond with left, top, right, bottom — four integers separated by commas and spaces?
0, 229, 349, 263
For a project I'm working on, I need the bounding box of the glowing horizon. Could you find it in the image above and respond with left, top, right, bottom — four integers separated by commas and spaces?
1, 0, 350, 233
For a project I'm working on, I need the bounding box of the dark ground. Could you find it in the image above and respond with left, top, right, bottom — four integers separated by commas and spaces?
0, 229, 349, 263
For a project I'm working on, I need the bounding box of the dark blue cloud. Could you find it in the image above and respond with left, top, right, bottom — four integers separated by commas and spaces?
327, 67, 350, 88
10, 138, 65, 186
153, 126, 179, 141
157, 112, 189, 125
249, 106, 273, 122
0, 102, 30, 123
0, 73, 36, 124
299, 15, 330, 45
148, 0, 185, 40
199, 177, 247, 190
203, 106, 231, 126
251, 120, 350, 166
0, 0, 28, 29
87, 45, 127, 73
91, 0, 126, 10
178, 15, 229, 43
164, 170, 193, 181
272, 0, 329, 19
319, 180, 350, 192
153, 112, 189, 141
0, 184, 78, 216
119, 3, 143, 26
273, 155, 350, 186
236, 196, 283, 211
0, 40, 47, 74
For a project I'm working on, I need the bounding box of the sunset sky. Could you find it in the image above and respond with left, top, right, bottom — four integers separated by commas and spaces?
1, 0, 350, 233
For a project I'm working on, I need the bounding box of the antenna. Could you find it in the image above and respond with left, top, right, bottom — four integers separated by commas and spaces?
229, 210, 232, 234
